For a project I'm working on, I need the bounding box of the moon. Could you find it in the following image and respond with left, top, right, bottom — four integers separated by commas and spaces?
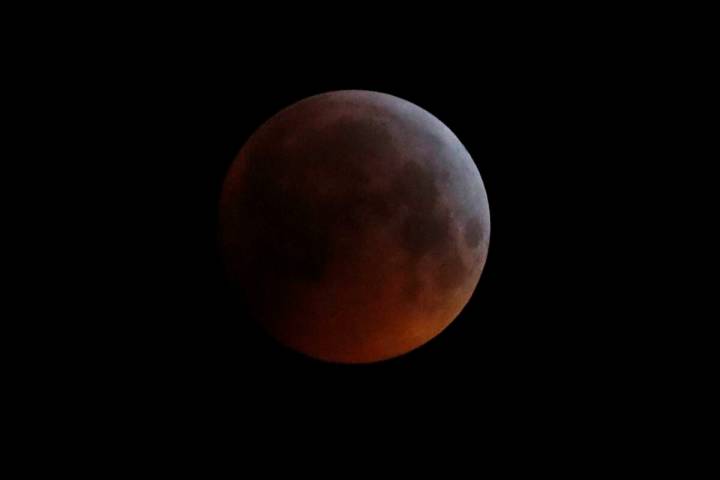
219, 90, 490, 363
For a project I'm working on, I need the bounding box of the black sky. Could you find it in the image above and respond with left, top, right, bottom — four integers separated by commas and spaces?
54, 20, 649, 435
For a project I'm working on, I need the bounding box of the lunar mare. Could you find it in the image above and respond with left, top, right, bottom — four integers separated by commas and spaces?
219, 90, 490, 363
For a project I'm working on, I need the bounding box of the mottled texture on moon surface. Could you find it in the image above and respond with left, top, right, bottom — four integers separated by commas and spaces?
220, 90, 490, 363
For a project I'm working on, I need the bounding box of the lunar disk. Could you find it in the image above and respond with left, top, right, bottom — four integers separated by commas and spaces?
219, 90, 490, 363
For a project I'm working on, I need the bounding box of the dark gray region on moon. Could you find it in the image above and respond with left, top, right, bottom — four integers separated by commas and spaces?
464, 217, 485, 249
223, 90, 488, 309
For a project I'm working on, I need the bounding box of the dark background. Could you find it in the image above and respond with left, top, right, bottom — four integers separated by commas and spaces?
12, 9, 694, 466
62, 23, 648, 434
116, 55, 610, 405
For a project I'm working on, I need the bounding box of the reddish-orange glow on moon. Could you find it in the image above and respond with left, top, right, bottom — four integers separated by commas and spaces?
220, 90, 489, 363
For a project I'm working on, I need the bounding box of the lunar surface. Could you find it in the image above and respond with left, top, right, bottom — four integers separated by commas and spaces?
219, 90, 490, 363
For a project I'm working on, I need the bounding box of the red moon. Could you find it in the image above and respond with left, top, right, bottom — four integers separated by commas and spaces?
219, 90, 490, 363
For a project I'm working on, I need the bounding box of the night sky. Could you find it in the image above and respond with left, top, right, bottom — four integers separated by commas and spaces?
10, 7, 682, 467
124, 57, 604, 405
71, 27, 637, 434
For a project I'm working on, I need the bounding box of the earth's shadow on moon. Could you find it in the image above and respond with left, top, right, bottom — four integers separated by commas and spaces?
217, 90, 490, 365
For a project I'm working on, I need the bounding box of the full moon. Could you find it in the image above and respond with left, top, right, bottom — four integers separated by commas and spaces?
219, 90, 490, 363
